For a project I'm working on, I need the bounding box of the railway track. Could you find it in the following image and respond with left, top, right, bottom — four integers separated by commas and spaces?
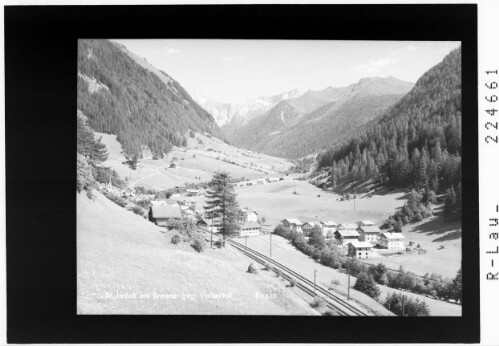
197, 227, 368, 316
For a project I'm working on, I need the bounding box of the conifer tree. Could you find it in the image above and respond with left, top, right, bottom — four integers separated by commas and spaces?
443, 186, 457, 220
204, 172, 240, 246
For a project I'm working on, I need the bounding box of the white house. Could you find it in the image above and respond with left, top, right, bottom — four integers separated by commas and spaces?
280, 218, 303, 232
320, 221, 337, 237
347, 241, 373, 259
379, 232, 406, 250
185, 189, 201, 197
359, 220, 375, 226
239, 208, 258, 223
337, 223, 359, 231
334, 229, 360, 245
357, 225, 381, 243
320, 220, 337, 230
239, 222, 262, 237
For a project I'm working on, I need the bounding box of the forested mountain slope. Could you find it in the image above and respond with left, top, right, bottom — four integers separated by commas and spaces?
230, 77, 413, 158
317, 47, 462, 194
77, 39, 223, 160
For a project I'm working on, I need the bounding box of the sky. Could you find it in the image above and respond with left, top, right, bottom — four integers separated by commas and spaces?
113, 39, 460, 104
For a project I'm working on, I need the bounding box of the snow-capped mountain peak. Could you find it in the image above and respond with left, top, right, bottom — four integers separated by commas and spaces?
186, 88, 305, 127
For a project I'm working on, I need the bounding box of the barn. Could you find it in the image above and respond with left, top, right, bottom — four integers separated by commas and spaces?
149, 203, 182, 227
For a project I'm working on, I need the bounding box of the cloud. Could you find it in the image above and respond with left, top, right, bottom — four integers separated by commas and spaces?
162, 46, 180, 55
222, 56, 245, 63
352, 55, 397, 75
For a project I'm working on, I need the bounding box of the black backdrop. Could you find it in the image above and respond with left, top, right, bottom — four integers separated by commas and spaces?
5, 4, 479, 343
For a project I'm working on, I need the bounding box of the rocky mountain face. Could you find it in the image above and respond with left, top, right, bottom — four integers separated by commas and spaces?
187, 88, 305, 131
226, 77, 414, 159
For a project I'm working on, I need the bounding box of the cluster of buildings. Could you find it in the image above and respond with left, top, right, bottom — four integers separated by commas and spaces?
278, 218, 406, 259
233, 177, 284, 188
148, 193, 264, 238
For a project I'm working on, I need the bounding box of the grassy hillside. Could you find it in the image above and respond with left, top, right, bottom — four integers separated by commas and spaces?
77, 39, 223, 160
96, 131, 292, 190
77, 190, 318, 315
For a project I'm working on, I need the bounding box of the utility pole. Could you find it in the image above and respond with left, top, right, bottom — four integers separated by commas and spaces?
270, 233, 273, 258
354, 197, 356, 212
347, 265, 351, 300
313, 269, 317, 294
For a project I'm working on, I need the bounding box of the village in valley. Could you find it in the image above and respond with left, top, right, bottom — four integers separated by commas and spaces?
77, 39, 463, 317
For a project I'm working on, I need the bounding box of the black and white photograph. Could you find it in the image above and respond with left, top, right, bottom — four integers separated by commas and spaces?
6, 2, 486, 343
77, 39, 463, 317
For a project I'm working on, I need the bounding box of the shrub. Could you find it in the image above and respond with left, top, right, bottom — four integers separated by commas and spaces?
368, 263, 388, 283
273, 225, 291, 239
130, 205, 144, 216
310, 296, 327, 309
331, 279, 340, 287
308, 226, 326, 249
323, 310, 335, 316
169, 219, 198, 239
289, 278, 297, 287
264, 263, 274, 271
247, 263, 258, 274
344, 258, 366, 277
353, 273, 381, 300
105, 193, 128, 207
171, 234, 181, 245
191, 238, 206, 252
320, 248, 341, 269
311, 248, 322, 260
384, 293, 430, 316
136, 199, 151, 209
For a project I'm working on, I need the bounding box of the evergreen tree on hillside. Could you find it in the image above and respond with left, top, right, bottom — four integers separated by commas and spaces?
443, 186, 458, 221
77, 39, 223, 159
77, 111, 110, 195
204, 172, 240, 246
316, 47, 462, 202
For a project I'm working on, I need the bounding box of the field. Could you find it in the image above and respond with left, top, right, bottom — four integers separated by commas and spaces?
235, 178, 407, 227
77, 190, 318, 315
95, 131, 292, 190
237, 234, 461, 316
361, 210, 462, 279
232, 179, 461, 280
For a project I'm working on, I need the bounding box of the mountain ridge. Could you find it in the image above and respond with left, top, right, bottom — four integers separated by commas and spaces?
77, 39, 223, 160
227, 76, 414, 158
